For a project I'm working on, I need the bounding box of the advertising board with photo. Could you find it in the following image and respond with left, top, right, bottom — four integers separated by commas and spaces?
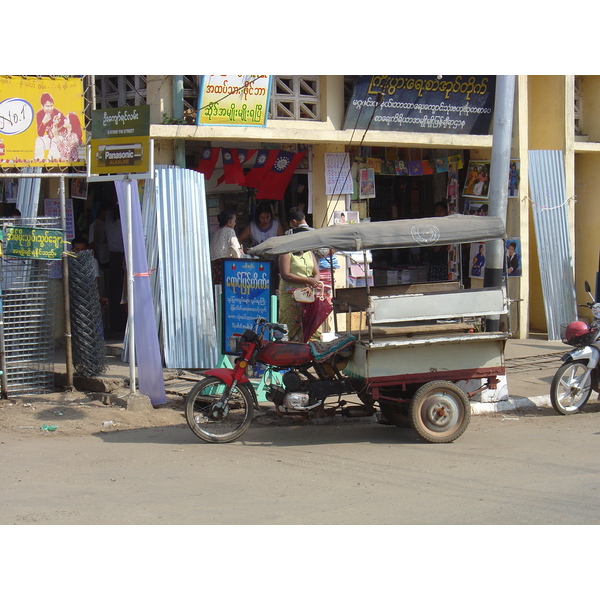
331, 210, 359, 225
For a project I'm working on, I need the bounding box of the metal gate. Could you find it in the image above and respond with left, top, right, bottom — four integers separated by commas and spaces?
1, 216, 60, 396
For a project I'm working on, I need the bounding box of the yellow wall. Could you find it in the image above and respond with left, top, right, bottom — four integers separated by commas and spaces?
575, 153, 600, 312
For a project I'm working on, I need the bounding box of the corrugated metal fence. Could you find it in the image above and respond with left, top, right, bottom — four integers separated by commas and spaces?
141, 166, 218, 368
528, 150, 577, 340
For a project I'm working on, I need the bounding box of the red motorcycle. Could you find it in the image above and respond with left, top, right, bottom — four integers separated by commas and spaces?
184, 318, 360, 443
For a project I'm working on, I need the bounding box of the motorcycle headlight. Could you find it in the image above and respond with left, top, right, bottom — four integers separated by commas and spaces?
592, 303, 600, 320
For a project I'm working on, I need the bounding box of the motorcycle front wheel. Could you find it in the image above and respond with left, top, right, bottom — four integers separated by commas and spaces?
185, 376, 254, 443
550, 360, 592, 415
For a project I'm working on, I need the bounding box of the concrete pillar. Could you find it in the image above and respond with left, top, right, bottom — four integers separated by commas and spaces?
146, 76, 176, 166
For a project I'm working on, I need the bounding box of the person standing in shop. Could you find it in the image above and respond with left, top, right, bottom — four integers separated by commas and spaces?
209, 209, 243, 285
105, 203, 127, 333
238, 202, 283, 249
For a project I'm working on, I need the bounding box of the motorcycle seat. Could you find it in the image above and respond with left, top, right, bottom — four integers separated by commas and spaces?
309, 334, 356, 363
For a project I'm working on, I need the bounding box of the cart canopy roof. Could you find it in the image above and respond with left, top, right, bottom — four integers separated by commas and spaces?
248, 214, 506, 257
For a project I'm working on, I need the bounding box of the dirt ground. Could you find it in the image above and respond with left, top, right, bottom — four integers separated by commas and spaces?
0, 386, 575, 441
0, 391, 191, 438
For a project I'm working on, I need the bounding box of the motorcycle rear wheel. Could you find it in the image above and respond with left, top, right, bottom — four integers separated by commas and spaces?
185, 376, 254, 443
550, 360, 592, 415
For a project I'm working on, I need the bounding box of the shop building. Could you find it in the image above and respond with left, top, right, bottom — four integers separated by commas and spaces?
29, 75, 600, 340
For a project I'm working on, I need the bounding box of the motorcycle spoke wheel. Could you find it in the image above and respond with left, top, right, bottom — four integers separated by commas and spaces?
550, 360, 592, 415
185, 376, 254, 443
410, 381, 471, 443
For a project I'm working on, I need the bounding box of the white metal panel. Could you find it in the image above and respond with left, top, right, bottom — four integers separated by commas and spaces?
370, 287, 507, 324
344, 336, 506, 380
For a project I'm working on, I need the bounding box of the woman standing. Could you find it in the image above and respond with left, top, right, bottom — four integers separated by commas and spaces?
278, 249, 320, 342
209, 209, 243, 285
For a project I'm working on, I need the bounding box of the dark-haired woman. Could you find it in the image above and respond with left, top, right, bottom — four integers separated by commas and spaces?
209, 209, 243, 285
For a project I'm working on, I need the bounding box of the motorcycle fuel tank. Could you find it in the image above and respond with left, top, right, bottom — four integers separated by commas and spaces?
257, 341, 313, 367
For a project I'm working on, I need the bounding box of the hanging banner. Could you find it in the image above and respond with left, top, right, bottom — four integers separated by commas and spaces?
344, 75, 496, 135
4, 226, 63, 260
197, 76, 271, 126
221, 258, 272, 354
90, 105, 150, 175
0, 76, 86, 166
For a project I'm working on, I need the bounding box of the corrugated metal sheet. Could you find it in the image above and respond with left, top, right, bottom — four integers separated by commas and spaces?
141, 166, 218, 368
15, 167, 42, 218
528, 150, 577, 340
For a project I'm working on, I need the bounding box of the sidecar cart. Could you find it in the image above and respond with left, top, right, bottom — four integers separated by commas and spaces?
250, 214, 510, 444
335, 281, 509, 442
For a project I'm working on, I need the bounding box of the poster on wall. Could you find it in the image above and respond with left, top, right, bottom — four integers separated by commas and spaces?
359, 168, 376, 199
508, 160, 520, 198
463, 159, 521, 200
470, 242, 486, 279
463, 160, 491, 199
331, 210, 359, 225
506, 238, 522, 277
344, 76, 496, 135
71, 178, 88, 200
197, 76, 271, 127
0, 76, 86, 167
221, 258, 272, 355
325, 152, 354, 195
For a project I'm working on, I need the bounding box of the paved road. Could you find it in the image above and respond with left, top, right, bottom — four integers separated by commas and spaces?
2, 404, 600, 525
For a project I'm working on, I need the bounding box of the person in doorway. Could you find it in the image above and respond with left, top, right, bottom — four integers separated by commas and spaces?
88, 202, 110, 268
105, 203, 127, 333
278, 248, 320, 342
427, 200, 450, 282
238, 202, 283, 249
209, 209, 243, 285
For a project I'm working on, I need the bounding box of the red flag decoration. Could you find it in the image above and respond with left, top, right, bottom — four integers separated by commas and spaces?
255, 150, 306, 201
195, 147, 219, 180
243, 149, 278, 190
216, 148, 257, 186
216, 148, 256, 186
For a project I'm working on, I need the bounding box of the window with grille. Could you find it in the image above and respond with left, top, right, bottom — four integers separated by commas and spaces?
94, 76, 147, 109
269, 76, 320, 120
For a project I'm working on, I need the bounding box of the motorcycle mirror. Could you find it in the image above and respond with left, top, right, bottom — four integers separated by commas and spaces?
585, 280, 591, 293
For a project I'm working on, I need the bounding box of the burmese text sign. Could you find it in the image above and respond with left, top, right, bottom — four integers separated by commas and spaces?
344, 75, 496, 135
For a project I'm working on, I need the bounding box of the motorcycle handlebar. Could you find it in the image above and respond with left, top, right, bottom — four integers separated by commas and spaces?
254, 317, 286, 335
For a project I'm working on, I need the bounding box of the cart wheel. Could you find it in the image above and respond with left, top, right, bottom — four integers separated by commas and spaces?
410, 381, 471, 443
378, 400, 411, 428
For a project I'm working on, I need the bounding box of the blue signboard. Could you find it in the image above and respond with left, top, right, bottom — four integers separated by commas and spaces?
222, 258, 272, 354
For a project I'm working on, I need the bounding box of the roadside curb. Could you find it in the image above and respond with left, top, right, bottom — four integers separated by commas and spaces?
470, 395, 551, 414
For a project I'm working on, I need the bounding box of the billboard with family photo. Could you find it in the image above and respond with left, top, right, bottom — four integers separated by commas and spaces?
0, 76, 86, 167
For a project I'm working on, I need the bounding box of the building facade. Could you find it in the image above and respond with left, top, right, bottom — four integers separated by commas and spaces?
90, 75, 599, 339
